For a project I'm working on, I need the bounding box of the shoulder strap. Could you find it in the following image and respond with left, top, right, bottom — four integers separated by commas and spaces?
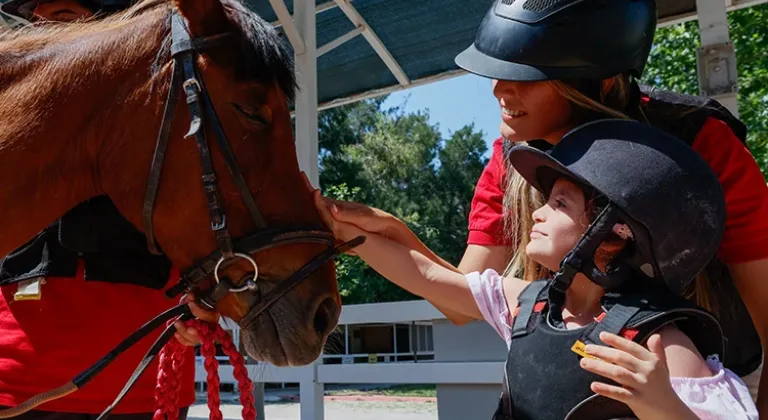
636, 84, 747, 145
585, 289, 725, 362
511, 280, 549, 338
583, 297, 645, 346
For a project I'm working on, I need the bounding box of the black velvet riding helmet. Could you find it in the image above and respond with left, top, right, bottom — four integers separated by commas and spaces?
507, 119, 726, 296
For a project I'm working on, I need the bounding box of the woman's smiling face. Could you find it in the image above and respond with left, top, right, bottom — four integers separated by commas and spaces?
492, 79, 574, 145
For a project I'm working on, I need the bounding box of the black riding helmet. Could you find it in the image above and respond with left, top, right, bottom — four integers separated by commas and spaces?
455, 0, 657, 82
1, 0, 133, 20
507, 119, 726, 296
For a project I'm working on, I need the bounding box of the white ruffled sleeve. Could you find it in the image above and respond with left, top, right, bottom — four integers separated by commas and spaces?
670, 356, 758, 420
465, 269, 512, 348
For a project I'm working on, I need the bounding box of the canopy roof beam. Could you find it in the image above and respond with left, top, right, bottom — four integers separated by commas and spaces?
272, 0, 339, 29
332, 0, 410, 87
269, 0, 410, 88
318, 26, 365, 57
268, 0, 306, 54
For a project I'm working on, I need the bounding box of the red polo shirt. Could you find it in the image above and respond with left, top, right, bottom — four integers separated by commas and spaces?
0, 262, 196, 414
468, 117, 768, 264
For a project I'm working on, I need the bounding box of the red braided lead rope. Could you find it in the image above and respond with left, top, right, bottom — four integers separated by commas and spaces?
154, 320, 256, 420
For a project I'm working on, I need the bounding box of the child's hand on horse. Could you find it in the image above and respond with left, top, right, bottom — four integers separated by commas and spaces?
311, 190, 400, 240
173, 296, 221, 347
311, 190, 379, 251
579, 331, 699, 420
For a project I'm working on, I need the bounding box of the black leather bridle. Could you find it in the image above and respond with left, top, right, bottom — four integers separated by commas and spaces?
101, 10, 365, 418
146, 12, 362, 321
0, 10, 363, 420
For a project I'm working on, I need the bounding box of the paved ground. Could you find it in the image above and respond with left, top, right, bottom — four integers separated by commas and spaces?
188, 400, 437, 420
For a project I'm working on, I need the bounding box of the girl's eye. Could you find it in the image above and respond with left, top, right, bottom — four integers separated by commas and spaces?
555, 199, 567, 209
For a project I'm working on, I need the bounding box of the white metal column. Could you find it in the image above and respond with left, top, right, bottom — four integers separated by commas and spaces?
293, 4, 324, 418
695, 0, 739, 116
294, 0, 320, 188
300, 361, 325, 420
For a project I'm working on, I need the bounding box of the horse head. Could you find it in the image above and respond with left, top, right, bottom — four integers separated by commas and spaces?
0, 0, 346, 366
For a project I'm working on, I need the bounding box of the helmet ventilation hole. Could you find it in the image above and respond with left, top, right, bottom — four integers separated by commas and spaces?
522, 0, 561, 13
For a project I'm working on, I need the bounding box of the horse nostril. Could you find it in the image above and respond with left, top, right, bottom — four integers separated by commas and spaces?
313, 298, 338, 336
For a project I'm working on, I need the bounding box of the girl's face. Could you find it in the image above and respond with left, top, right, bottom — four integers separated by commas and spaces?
492, 79, 574, 144
526, 178, 589, 272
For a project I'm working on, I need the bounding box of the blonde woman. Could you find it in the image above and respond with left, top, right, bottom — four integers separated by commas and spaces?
323, 0, 768, 413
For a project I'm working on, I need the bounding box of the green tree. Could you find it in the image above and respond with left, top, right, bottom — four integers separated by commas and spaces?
642, 4, 768, 175
318, 100, 488, 304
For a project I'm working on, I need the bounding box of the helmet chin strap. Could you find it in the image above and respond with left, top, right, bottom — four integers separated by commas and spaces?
548, 204, 633, 320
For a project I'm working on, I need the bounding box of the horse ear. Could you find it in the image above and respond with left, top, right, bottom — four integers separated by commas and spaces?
173, 0, 229, 37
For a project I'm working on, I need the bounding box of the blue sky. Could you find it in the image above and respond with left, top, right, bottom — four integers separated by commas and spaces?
381, 73, 501, 159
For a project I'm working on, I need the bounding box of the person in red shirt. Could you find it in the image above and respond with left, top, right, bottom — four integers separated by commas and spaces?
0, 1, 214, 419
314, 0, 768, 414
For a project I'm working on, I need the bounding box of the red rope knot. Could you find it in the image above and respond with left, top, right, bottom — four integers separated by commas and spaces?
154, 319, 256, 420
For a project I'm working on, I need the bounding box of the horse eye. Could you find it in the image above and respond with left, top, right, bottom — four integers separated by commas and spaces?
232, 103, 271, 126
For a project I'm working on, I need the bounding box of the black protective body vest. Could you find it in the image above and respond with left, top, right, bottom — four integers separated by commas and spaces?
503, 85, 761, 378
493, 280, 725, 420
0, 195, 172, 290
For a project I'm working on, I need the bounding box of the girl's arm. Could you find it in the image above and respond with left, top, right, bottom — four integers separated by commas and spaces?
313, 190, 529, 324
348, 223, 484, 321
312, 191, 484, 322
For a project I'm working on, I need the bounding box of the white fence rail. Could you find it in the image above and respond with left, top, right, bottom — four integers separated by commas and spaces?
194, 300, 505, 420
196, 359, 504, 387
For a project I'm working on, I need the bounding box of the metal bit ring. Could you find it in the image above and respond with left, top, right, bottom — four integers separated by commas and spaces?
213, 252, 259, 293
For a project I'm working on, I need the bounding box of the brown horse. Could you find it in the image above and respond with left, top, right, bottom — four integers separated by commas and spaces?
0, 0, 340, 366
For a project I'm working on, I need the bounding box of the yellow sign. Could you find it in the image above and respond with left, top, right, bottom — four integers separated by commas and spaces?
571, 340, 600, 360
367, 354, 377, 364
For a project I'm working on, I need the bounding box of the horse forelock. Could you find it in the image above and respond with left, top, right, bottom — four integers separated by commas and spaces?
220, 0, 297, 103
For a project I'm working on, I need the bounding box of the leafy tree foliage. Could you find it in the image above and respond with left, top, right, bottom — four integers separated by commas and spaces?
642, 4, 768, 175
318, 100, 488, 304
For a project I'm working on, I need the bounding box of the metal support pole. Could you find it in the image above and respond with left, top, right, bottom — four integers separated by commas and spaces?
695, 0, 739, 116
253, 382, 266, 420
344, 324, 350, 354
300, 360, 324, 420
393, 324, 398, 362
294, 0, 320, 188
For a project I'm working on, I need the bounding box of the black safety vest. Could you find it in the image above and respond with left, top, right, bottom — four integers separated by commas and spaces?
493, 280, 725, 420
502, 86, 761, 378
0, 195, 172, 290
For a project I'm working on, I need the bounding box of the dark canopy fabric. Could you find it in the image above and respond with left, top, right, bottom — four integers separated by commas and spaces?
243, 0, 705, 107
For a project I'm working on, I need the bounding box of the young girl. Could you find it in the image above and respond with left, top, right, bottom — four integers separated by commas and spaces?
314, 120, 758, 419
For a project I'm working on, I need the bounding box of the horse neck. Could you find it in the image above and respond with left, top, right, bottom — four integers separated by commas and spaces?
0, 11, 169, 256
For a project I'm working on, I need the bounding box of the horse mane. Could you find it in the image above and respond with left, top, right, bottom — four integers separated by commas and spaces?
0, 0, 296, 102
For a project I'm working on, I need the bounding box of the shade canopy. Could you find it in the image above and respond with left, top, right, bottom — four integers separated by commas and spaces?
244, 0, 766, 109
